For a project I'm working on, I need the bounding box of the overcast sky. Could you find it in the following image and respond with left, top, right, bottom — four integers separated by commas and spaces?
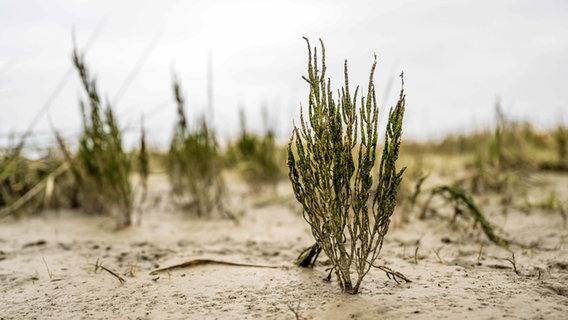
1, 0, 567, 149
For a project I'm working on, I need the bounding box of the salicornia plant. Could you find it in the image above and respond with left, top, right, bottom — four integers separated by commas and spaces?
288, 38, 406, 294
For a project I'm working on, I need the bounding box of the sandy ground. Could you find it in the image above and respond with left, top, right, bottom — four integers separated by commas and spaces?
1, 174, 567, 319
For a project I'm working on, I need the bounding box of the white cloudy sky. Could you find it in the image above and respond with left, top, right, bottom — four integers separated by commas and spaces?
1, 0, 567, 149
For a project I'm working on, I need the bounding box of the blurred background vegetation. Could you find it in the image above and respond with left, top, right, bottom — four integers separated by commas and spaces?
3, 90, 567, 226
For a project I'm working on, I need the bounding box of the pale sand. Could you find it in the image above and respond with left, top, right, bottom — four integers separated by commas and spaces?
1, 175, 567, 319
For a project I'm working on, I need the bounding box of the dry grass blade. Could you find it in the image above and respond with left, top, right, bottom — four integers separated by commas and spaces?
371, 264, 411, 284
42, 256, 53, 281
95, 259, 126, 284
287, 302, 303, 320
149, 259, 290, 276
505, 252, 519, 275
0, 163, 69, 219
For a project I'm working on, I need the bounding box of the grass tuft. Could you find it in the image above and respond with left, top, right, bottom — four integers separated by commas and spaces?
226, 108, 284, 192
166, 73, 234, 219
58, 47, 134, 228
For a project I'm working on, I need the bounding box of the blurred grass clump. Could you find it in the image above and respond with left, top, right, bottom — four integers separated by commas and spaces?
166, 74, 233, 219
3, 39, 567, 239
0, 146, 74, 218
541, 123, 568, 171
56, 48, 134, 228
0, 150, 45, 211
399, 103, 568, 246
225, 109, 285, 193
402, 105, 565, 195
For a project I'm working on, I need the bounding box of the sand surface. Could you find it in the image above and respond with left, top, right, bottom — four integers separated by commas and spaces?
1, 174, 567, 319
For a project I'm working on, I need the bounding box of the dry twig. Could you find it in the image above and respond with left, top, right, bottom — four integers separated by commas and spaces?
149, 259, 290, 276
371, 264, 411, 284
95, 259, 126, 284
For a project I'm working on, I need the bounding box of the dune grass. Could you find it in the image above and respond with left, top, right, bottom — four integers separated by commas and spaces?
166, 73, 233, 219
0, 143, 75, 219
56, 48, 135, 228
225, 108, 284, 192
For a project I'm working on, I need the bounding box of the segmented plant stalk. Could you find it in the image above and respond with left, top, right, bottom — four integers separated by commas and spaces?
288, 38, 405, 294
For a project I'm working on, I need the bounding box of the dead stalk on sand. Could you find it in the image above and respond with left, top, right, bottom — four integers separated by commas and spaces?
95, 258, 126, 284
371, 264, 412, 284
413, 246, 419, 264
477, 244, 484, 263
433, 247, 444, 264
148, 258, 290, 276
41, 256, 54, 281
505, 252, 519, 275
287, 302, 302, 320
